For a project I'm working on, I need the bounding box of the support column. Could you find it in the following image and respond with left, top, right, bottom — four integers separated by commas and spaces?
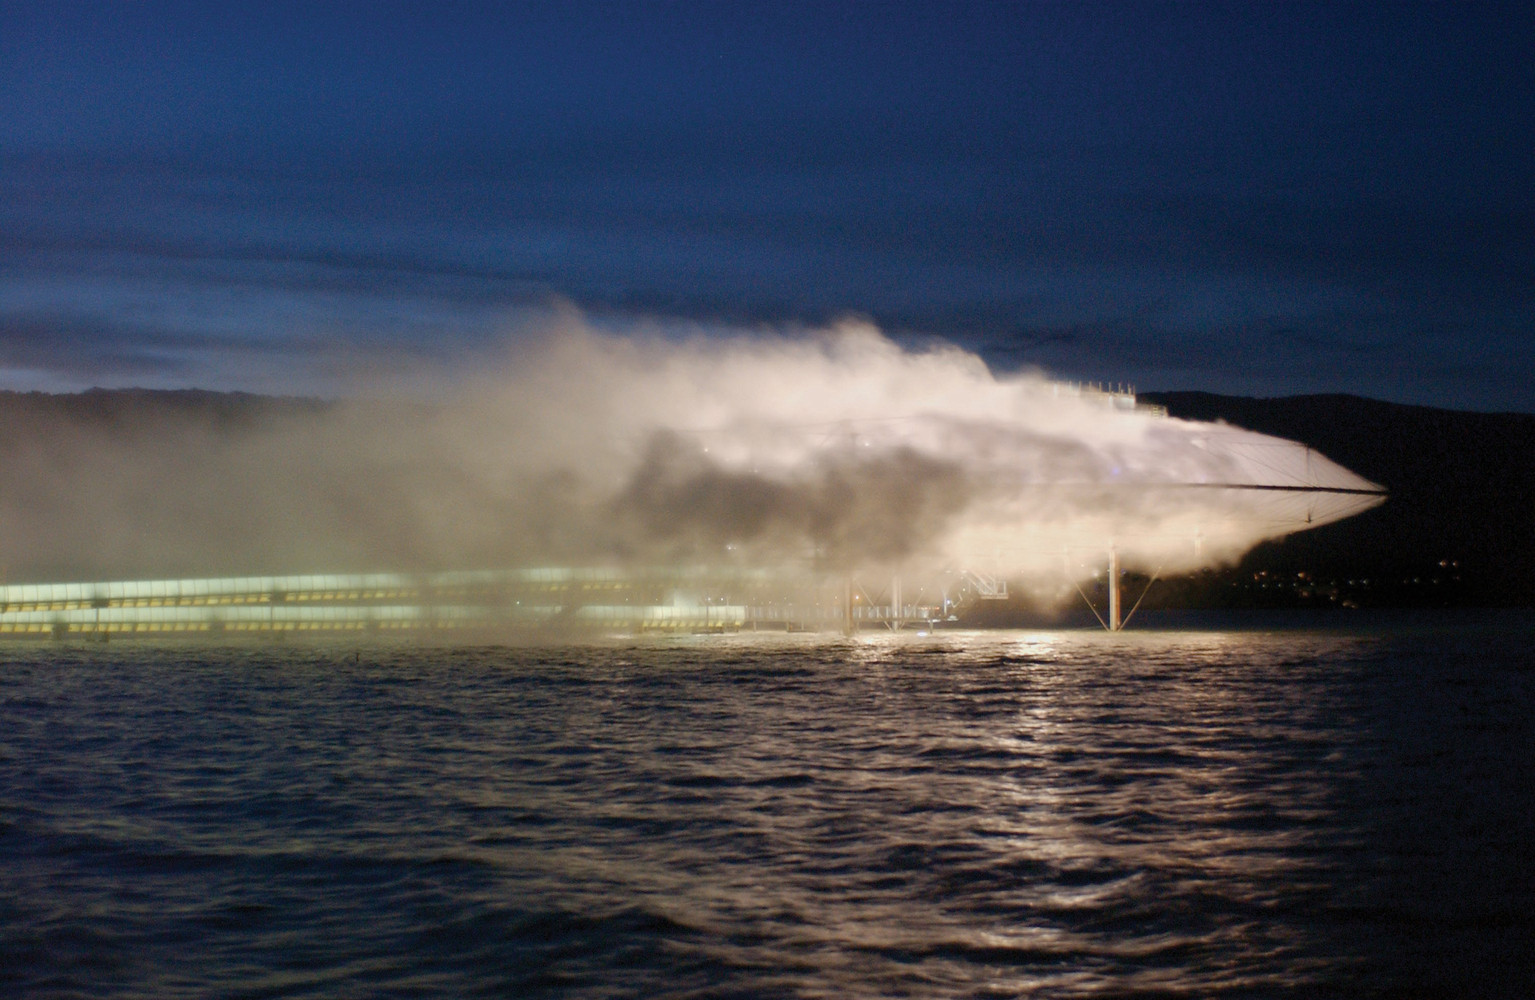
843, 575, 854, 636
1108, 549, 1121, 632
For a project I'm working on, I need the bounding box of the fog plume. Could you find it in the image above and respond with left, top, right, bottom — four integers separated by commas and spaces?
0, 316, 1380, 587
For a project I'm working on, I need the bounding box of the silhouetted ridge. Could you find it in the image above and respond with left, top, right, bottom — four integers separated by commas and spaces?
1141, 392, 1535, 607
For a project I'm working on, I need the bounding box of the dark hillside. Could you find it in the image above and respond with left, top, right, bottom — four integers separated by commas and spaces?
0, 388, 326, 430
1141, 393, 1535, 606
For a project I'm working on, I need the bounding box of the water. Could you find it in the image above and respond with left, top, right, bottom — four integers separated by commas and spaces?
3, 611, 1533, 998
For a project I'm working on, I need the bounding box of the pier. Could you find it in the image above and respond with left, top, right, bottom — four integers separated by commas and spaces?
0, 567, 958, 639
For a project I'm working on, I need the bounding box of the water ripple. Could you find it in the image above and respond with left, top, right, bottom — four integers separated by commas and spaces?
3, 612, 1534, 997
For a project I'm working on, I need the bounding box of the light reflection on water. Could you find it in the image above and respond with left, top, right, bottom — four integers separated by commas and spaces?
2, 612, 1533, 997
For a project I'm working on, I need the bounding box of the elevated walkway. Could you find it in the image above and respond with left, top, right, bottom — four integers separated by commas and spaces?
0, 568, 948, 639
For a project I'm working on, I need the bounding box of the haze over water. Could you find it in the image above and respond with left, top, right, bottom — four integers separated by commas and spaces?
4, 611, 1533, 997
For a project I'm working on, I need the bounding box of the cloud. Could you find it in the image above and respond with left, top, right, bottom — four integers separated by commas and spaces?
3, 139, 1532, 409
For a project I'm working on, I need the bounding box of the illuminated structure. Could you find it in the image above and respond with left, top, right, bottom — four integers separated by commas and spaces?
0, 387, 1384, 638
0, 567, 952, 638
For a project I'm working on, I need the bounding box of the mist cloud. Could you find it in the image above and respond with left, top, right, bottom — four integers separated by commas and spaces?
0, 315, 1380, 587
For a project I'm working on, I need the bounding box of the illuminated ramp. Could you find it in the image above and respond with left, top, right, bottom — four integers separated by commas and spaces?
0, 568, 743, 638
0, 567, 953, 639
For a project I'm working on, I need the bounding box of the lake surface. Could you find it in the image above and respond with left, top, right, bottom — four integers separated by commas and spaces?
3, 611, 1533, 998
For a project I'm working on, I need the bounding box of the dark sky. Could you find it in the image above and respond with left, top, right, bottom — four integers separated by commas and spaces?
2, 1, 1531, 409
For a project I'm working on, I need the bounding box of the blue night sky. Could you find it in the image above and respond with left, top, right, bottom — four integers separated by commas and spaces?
1, 1, 1531, 409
